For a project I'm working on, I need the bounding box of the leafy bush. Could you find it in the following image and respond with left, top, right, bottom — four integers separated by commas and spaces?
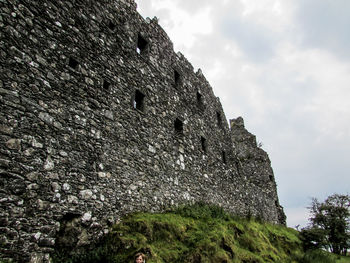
172, 202, 230, 220
300, 249, 336, 263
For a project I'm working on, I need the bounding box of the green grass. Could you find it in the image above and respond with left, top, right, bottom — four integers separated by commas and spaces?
51, 203, 349, 263
336, 255, 350, 263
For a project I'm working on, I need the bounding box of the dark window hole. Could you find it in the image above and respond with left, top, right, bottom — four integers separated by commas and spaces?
68, 57, 79, 69
197, 91, 202, 104
222, 151, 227, 164
174, 118, 183, 134
133, 89, 145, 111
108, 21, 116, 31
61, 212, 81, 222
174, 70, 180, 87
103, 80, 110, 90
217, 111, 222, 127
137, 34, 148, 54
201, 136, 207, 153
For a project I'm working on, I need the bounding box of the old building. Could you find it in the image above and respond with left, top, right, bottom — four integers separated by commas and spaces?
0, 0, 285, 261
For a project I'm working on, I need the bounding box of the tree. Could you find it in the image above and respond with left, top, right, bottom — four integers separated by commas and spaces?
300, 194, 350, 255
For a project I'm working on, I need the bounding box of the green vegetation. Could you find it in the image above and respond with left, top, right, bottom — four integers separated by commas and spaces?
300, 194, 350, 255
301, 250, 350, 263
336, 255, 350, 263
52, 203, 350, 263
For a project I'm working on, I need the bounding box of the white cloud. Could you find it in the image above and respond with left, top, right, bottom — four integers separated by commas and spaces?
285, 206, 310, 228
137, 0, 213, 51
240, 0, 294, 32
296, 0, 350, 59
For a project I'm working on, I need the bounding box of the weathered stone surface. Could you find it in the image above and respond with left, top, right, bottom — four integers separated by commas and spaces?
5, 138, 21, 151
0, 0, 285, 262
79, 190, 93, 200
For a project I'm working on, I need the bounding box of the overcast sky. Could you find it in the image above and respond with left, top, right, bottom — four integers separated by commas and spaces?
135, 0, 350, 228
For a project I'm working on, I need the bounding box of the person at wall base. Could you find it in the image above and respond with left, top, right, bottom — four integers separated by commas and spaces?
134, 252, 146, 263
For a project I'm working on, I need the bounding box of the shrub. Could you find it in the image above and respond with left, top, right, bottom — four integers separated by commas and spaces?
172, 202, 230, 220
300, 249, 336, 263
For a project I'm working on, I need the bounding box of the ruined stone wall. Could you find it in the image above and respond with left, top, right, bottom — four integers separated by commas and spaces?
0, 0, 285, 261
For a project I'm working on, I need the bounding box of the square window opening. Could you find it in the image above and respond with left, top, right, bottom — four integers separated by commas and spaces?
174, 118, 183, 134
137, 34, 148, 54
68, 57, 79, 69
133, 90, 145, 111
108, 21, 116, 31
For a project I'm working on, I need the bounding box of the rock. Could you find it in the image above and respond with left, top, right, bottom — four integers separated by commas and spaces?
67, 195, 79, 204
82, 212, 92, 223
51, 182, 61, 192
98, 172, 111, 178
32, 232, 41, 242
0, 125, 13, 135
80, 190, 93, 200
62, 183, 71, 192
44, 156, 54, 170
148, 145, 156, 153
5, 138, 21, 150
31, 138, 43, 148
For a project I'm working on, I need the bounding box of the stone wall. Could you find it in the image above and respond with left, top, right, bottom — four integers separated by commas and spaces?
0, 0, 285, 261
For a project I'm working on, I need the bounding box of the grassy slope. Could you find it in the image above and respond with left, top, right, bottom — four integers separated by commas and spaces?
337, 256, 350, 263
51, 204, 350, 263
106, 213, 302, 263
53, 204, 304, 263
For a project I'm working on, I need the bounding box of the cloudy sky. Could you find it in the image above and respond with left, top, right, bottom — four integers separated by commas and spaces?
135, 0, 350, 228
